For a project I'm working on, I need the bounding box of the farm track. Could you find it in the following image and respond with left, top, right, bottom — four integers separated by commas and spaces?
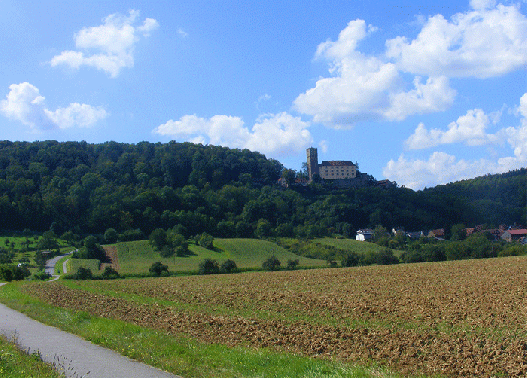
24, 257, 527, 377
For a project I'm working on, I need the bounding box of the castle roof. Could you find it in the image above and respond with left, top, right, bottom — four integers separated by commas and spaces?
320, 161, 355, 167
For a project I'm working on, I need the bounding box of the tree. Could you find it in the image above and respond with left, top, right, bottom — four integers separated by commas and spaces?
104, 228, 118, 244
101, 266, 119, 279
255, 219, 272, 239
149, 261, 169, 277
341, 252, 360, 267
198, 259, 220, 275
450, 224, 466, 241
286, 259, 299, 270
198, 232, 214, 250
37, 230, 59, 252
149, 228, 167, 251
74, 267, 93, 280
220, 259, 238, 274
262, 256, 281, 271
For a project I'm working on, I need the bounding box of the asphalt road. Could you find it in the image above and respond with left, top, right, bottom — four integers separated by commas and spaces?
0, 255, 181, 378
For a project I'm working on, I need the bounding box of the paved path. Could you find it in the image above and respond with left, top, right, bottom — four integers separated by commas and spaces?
44, 252, 71, 280
0, 254, 181, 378
0, 298, 179, 377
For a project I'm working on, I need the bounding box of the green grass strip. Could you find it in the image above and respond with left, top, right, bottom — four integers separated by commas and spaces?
0, 335, 63, 378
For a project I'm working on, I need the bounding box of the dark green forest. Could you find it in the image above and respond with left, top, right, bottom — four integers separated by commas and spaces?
0, 140, 525, 239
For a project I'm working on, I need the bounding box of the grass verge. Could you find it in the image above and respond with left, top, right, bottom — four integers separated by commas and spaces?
0, 282, 403, 378
0, 335, 62, 378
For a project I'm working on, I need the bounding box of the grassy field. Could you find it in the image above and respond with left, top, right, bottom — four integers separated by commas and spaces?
314, 237, 404, 257
0, 335, 62, 378
67, 258, 100, 274
115, 238, 328, 275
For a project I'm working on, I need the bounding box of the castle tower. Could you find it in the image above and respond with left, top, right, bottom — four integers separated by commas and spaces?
306, 147, 319, 180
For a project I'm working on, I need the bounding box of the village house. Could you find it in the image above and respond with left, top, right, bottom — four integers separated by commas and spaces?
501, 229, 527, 242
356, 229, 374, 241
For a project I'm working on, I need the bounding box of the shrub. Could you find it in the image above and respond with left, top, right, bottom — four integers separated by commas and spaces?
32, 269, 51, 280
0, 264, 31, 281
74, 267, 93, 280
341, 252, 360, 267
220, 259, 238, 274
101, 266, 120, 279
198, 233, 214, 250
199, 259, 220, 275
262, 256, 281, 271
286, 259, 299, 270
149, 262, 169, 277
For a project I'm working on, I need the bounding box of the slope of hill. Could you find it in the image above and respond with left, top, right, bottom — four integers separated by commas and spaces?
115, 238, 327, 275
423, 168, 526, 226
0, 140, 524, 239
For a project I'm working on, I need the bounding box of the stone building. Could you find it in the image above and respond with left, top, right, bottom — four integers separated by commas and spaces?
306, 147, 357, 181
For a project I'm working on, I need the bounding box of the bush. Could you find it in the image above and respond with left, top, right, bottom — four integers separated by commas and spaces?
262, 256, 281, 271
74, 267, 93, 280
286, 259, 299, 270
32, 269, 51, 280
198, 233, 214, 250
341, 252, 360, 267
375, 249, 399, 265
0, 264, 31, 281
199, 259, 220, 275
101, 266, 120, 279
220, 259, 238, 274
149, 261, 169, 277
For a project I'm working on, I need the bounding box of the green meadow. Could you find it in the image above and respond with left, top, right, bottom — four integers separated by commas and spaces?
115, 238, 328, 275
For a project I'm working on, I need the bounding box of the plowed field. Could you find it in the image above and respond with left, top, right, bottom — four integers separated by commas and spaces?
24, 257, 527, 377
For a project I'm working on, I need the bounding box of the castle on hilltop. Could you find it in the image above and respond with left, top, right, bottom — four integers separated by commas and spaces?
306, 147, 395, 188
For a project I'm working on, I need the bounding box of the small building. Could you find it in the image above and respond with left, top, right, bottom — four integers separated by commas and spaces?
356, 229, 374, 241
501, 229, 527, 242
428, 228, 445, 239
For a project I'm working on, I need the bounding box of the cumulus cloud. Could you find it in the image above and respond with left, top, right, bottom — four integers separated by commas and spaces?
405, 109, 500, 149
0, 82, 107, 130
383, 152, 498, 189
385, 92, 527, 189
294, 20, 457, 126
50, 10, 159, 77
386, 2, 527, 78
295, 2, 527, 127
153, 112, 312, 157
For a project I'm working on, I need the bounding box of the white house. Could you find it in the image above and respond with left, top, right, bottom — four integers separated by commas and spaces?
356, 229, 373, 241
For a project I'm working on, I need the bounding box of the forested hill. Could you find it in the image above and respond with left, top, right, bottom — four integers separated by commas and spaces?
0, 140, 281, 233
423, 169, 526, 227
0, 140, 524, 238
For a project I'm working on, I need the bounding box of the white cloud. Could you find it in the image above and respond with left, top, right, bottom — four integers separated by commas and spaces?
294, 20, 457, 126
386, 92, 527, 189
386, 2, 527, 78
45, 103, 108, 129
177, 28, 188, 38
153, 112, 312, 157
319, 140, 329, 153
50, 10, 159, 77
0, 82, 107, 130
385, 76, 456, 121
405, 108, 500, 149
383, 152, 498, 189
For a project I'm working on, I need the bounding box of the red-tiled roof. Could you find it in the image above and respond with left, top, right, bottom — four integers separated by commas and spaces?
507, 229, 527, 235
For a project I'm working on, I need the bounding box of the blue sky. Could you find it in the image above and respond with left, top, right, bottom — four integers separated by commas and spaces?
1, 0, 526, 189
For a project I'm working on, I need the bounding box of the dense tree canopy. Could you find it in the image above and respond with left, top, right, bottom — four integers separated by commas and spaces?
0, 140, 524, 240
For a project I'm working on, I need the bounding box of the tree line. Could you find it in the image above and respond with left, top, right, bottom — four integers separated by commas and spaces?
0, 140, 524, 241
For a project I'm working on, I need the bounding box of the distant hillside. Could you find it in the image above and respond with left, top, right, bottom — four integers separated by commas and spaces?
0, 140, 524, 238
423, 169, 526, 226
